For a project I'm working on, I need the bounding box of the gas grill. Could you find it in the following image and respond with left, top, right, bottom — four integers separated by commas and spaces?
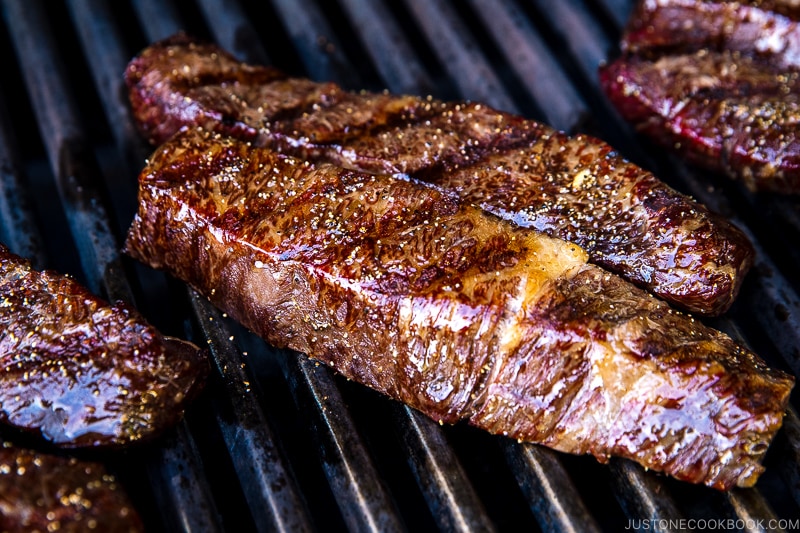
1, 0, 799, 531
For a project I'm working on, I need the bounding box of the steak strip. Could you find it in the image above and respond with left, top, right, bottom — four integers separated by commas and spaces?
124, 128, 794, 490
124, 34, 754, 317
0, 243, 207, 448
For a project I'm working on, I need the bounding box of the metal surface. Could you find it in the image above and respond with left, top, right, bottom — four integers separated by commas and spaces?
0, 0, 798, 531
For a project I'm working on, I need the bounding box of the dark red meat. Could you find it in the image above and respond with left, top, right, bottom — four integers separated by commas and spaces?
0, 243, 207, 447
124, 128, 794, 490
123, 34, 755, 317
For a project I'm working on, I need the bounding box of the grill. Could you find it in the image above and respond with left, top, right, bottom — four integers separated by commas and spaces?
1, 0, 799, 531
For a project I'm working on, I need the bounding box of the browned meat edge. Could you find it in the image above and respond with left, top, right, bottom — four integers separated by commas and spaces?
123, 33, 755, 317
0, 242, 208, 448
0, 442, 143, 532
124, 128, 794, 490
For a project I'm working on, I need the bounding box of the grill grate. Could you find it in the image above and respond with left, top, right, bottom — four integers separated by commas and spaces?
0, 0, 799, 531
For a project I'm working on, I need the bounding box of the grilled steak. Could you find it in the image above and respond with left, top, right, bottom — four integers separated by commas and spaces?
0, 243, 207, 447
600, 0, 800, 193
622, 0, 800, 69
123, 34, 755, 317
124, 128, 794, 490
0, 442, 142, 532
600, 50, 800, 193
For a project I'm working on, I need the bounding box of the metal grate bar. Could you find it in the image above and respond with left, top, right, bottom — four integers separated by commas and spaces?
727, 489, 784, 533
284, 356, 407, 532
777, 408, 800, 509
195, 0, 271, 65
130, 0, 184, 43
66, 0, 148, 176
336, 0, 435, 95
190, 293, 315, 533
147, 423, 225, 532
593, 0, 637, 30
392, 404, 496, 532
528, 0, 614, 85
610, 460, 686, 533
501, 441, 602, 533
402, 0, 517, 112
0, 102, 44, 266
268, 0, 361, 85
468, 0, 588, 131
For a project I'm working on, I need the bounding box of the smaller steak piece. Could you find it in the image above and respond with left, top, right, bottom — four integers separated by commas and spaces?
622, 0, 800, 69
600, 50, 800, 193
124, 34, 755, 317
0, 442, 143, 532
124, 129, 793, 489
0, 243, 207, 447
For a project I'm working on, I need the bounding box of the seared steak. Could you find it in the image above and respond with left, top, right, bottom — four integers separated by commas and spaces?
123, 34, 754, 317
601, 0, 800, 193
124, 128, 794, 490
0, 442, 142, 532
622, 0, 800, 69
0, 243, 207, 447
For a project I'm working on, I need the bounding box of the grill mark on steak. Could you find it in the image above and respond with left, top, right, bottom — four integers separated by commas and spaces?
0, 243, 208, 448
0, 442, 143, 532
123, 128, 794, 490
124, 34, 755, 317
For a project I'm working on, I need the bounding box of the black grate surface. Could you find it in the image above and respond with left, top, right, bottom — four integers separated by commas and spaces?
0, 1, 799, 531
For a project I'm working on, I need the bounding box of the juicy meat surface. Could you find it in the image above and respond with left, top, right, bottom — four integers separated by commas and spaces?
601, 50, 800, 193
124, 128, 794, 490
0, 243, 207, 447
622, 0, 800, 68
123, 34, 755, 317
0, 442, 143, 532
601, 0, 800, 193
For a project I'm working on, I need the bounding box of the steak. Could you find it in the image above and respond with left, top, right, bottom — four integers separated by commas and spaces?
600, 50, 800, 193
621, 0, 800, 69
0, 442, 142, 532
600, 0, 800, 193
123, 34, 755, 317
123, 128, 794, 490
0, 243, 207, 447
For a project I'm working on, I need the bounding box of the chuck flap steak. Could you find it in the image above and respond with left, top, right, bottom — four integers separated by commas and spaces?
124, 129, 793, 490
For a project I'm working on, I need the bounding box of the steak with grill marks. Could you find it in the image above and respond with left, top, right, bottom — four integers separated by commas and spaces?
0, 243, 207, 447
123, 128, 794, 490
600, 0, 800, 193
123, 34, 755, 317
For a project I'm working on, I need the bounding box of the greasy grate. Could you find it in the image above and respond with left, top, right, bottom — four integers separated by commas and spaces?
0, 0, 799, 531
